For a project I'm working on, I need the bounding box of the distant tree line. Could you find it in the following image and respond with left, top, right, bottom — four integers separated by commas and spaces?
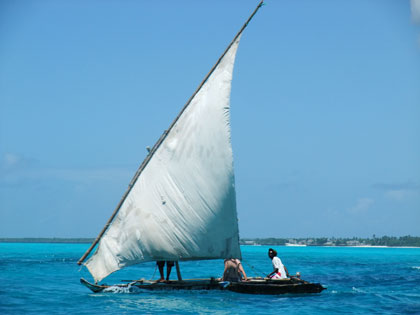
0, 238, 94, 243
240, 235, 420, 247
369, 235, 420, 247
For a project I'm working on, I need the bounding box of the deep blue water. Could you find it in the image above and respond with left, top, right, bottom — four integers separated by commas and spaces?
1, 243, 419, 314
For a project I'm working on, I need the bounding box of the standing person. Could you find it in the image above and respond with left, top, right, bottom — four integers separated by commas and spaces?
222, 258, 248, 282
156, 261, 175, 282
267, 248, 289, 279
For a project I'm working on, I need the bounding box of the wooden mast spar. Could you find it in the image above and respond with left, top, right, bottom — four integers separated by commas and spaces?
77, 0, 264, 266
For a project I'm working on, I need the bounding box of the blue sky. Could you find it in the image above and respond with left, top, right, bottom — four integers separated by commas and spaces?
1, 0, 419, 238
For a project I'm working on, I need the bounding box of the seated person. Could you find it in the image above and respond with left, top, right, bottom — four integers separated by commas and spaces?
267, 248, 289, 279
222, 258, 248, 282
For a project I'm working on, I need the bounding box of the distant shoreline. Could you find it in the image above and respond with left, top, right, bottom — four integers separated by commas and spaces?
0, 238, 94, 244
240, 244, 420, 248
0, 237, 419, 248
240, 236, 420, 248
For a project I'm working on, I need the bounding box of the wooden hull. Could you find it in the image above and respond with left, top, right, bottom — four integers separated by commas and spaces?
226, 279, 325, 294
81, 277, 326, 295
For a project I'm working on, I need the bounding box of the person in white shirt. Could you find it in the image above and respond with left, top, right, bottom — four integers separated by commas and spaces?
267, 248, 289, 279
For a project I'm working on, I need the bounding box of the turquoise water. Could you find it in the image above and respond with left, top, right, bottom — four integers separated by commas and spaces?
1, 244, 419, 314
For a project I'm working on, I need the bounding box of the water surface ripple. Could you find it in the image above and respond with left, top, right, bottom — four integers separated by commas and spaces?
1, 243, 419, 314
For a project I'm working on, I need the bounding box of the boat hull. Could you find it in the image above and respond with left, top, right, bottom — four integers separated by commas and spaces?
80, 278, 221, 293
227, 280, 325, 294
80, 277, 325, 295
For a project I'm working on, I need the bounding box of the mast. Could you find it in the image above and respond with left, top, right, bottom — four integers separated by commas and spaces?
78, 0, 264, 266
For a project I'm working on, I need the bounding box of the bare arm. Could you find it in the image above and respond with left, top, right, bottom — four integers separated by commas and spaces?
267, 268, 278, 277
284, 265, 290, 277
238, 262, 248, 281
222, 261, 228, 280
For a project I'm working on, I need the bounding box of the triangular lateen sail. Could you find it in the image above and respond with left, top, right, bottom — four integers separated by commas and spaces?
85, 36, 242, 283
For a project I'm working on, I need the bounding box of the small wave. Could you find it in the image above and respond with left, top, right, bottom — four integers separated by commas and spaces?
412, 266, 420, 270
103, 284, 132, 293
352, 287, 366, 293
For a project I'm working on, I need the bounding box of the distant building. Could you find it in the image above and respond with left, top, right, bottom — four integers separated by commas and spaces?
243, 240, 258, 245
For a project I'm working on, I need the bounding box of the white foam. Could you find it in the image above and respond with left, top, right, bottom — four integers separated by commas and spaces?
352, 287, 366, 293
103, 284, 132, 293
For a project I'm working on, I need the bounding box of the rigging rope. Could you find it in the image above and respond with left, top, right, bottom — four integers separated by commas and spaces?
150, 265, 157, 281
242, 260, 266, 278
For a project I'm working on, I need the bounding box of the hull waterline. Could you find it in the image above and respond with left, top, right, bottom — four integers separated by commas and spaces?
80, 277, 326, 295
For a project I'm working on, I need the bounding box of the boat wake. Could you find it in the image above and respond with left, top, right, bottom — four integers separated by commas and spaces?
352, 287, 367, 293
103, 284, 133, 294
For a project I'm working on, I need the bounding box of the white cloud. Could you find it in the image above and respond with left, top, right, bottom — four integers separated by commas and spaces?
0, 153, 37, 173
3, 153, 20, 168
411, 0, 420, 23
373, 181, 419, 201
410, 0, 420, 47
348, 198, 374, 214
0, 166, 132, 185
2, 153, 26, 170
385, 189, 419, 201
42, 168, 132, 183
0, 153, 132, 185
386, 190, 409, 201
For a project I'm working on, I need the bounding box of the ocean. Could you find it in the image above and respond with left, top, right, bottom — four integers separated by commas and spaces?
1, 243, 419, 314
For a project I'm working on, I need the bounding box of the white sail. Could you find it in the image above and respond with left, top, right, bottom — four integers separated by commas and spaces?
85, 36, 242, 282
